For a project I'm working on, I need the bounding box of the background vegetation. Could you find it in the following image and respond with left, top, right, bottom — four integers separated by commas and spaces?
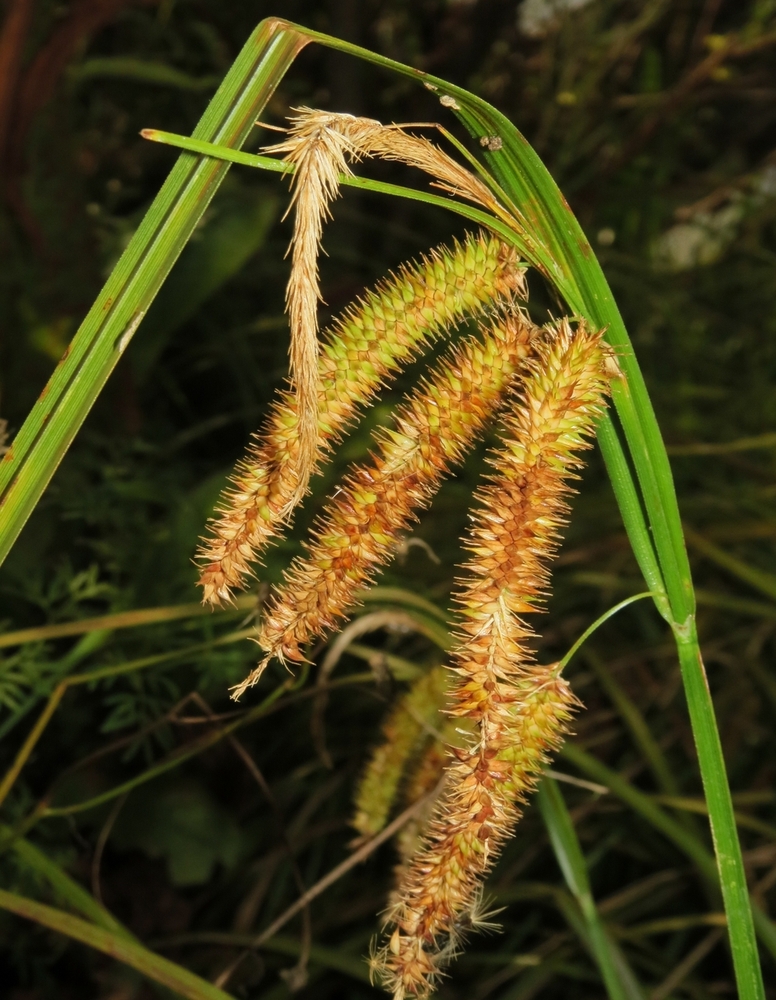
1, 1, 776, 998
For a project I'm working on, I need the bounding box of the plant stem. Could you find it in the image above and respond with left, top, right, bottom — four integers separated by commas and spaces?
538, 778, 643, 1000
675, 625, 765, 996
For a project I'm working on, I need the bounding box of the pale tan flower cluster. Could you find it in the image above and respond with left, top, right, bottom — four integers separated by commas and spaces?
196, 234, 524, 606
263, 108, 509, 511
372, 321, 611, 999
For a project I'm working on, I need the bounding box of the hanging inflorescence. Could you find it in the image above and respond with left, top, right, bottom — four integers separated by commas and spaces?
195, 109, 615, 999
371, 320, 609, 998
196, 231, 525, 607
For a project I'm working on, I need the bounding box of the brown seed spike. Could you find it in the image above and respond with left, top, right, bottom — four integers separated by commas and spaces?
374, 320, 612, 999
196, 234, 524, 607
235, 312, 540, 696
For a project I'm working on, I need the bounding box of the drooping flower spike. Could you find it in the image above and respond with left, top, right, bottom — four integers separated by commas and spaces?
372, 320, 612, 999
196, 234, 524, 606
234, 312, 542, 696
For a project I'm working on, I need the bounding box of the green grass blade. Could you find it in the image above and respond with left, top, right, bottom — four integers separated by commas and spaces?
0, 596, 252, 649
538, 777, 643, 1000
5, 826, 132, 936
675, 626, 767, 993
69, 56, 220, 91
583, 650, 681, 798
154, 932, 371, 984
141, 128, 539, 253
684, 526, 776, 602
0, 18, 306, 565
594, 415, 671, 621
131, 187, 279, 381
0, 888, 235, 1000
562, 743, 717, 882
561, 741, 776, 964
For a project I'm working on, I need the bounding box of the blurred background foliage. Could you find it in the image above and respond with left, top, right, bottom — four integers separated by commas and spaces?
1, 1, 776, 998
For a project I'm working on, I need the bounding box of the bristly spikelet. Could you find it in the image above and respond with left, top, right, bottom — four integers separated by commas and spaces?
352, 665, 449, 840
374, 667, 579, 999
246, 312, 540, 688
196, 234, 524, 607
374, 320, 612, 999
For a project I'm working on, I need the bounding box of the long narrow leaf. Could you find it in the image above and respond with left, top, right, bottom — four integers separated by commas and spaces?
0, 18, 306, 563
538, 778, 642, 1000
0, 888, 234, 1000
5, 827, 131, 936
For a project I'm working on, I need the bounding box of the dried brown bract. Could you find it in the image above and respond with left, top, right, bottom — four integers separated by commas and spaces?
265, 112, 357, 512
263, 108, 509, 513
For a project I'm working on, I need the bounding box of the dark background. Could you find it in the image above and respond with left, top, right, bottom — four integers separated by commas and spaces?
1, 2, 776, 998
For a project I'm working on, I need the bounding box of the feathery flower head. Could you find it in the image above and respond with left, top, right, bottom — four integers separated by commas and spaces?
263, 107, 510, 515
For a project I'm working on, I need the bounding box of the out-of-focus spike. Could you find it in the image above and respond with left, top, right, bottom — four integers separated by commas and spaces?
352, 665, 449, 841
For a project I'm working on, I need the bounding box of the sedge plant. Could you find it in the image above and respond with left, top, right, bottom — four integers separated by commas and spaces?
0, 16, 768, 1000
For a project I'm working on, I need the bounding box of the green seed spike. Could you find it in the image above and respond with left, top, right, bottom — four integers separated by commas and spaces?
196, 233, 525, 606
352, 665, 449, 841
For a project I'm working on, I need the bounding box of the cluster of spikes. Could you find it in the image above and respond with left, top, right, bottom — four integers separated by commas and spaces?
195, 109, 615, 998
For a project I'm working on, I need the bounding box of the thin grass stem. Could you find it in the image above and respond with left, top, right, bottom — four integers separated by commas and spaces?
558, 593, 652, 671
538, 777, 643, 1000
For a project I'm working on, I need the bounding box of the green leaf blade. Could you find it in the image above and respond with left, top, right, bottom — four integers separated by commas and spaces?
0, 19, 306, 565
538, 778, 643, 1000
0, 888, 235, 1000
